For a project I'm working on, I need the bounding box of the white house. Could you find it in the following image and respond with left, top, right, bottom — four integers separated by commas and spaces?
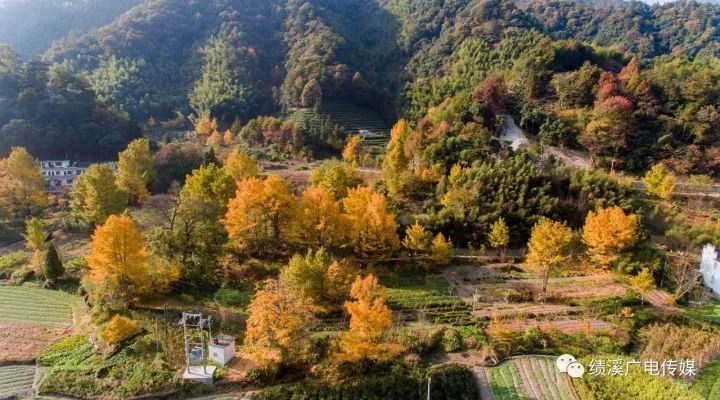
208, 334, 235, 366
39, 160, 117, 193
699, 244, 720, 297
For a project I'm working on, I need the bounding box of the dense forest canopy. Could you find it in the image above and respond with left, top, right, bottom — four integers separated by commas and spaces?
0, 0, 719, 166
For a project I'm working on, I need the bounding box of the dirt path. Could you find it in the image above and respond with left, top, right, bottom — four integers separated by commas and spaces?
546, 146, 591, 169
642, 289, 682, 313
473, 365, 494, 400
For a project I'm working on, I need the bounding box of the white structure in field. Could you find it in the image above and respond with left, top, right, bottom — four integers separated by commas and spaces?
700, 244, 720, 297
358, 129, 376, 138
208, 334, 235, 366
39, 160, 117, 192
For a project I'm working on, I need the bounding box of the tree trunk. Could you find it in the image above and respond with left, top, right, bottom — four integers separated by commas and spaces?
541, 268, 550, 302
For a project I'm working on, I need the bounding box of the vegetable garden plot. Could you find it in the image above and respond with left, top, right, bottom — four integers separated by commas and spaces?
0, 286, 80, 326
483, 356, 578, 400
0, 364, 35, 398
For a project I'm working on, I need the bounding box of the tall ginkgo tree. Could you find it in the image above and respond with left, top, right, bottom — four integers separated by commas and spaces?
582, 206, 637, 268
117, 138, 155, 205
525, 218, 573, 299
340, 274, 403, 362
86, 215, 150, 310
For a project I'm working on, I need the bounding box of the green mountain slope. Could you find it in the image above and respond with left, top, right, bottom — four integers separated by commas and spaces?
0, 0, 142, 59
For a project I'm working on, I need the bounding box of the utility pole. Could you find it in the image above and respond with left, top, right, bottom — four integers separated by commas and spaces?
427, 376, 432, 400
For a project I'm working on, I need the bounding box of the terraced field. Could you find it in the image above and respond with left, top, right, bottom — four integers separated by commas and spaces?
382, 274, 474, 326
481, 356, 578, 400
288, 101, 391, 146
0, 364, 35, 398
0, 286, 79, 326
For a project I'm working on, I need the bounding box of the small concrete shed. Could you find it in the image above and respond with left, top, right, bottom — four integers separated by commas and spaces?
208, 334, 236, 366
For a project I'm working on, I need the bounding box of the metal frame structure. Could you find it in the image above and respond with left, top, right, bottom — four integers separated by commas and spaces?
178, 312, 213, 374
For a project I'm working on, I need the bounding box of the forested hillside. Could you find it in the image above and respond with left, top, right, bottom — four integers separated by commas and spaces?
1, 0, 719, 164
0, 0, 141, 58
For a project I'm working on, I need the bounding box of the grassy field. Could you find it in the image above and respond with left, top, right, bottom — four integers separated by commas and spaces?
381, 273, 474, 326
483, 356, 577, 400
0, 286, 80, 326
686, 299, 720, 325
692, 358, 720, 399
0, 364, 35, 398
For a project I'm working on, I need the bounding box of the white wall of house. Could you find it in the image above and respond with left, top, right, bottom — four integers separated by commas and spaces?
700, 244, 720, 297
39, 160, 116, 192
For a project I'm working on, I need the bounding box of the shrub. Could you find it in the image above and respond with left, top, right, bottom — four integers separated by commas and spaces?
0, 250, 29, 278
640, 324, 720, 372
214, 288, 253, 309
691, 358, 720, 398
577, 356, 703, 400
8, 265, 33, 285
442, 328, 463, 353
429, 364, 479, 400
255, 362, 478, 400
40, 335, 95, 367
100, 316, 140, 345
64, 257, 88, 274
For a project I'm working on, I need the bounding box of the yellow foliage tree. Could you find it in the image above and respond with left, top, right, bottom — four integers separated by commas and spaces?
223, 149, 260, 182
194, 113, 217, 136
340, 274, 402, 362
206, 130, 223, 150
430, 233, 453, 266
382, 120, 410, 197
525, 218, 573, 298
402, 222, 433, 255
642, 163, 675, 200
24, 217, 47, 272
324, 259, 358, 304
582, 206, 637, 267
486, 314, 513, 345
86, 215, 150, 308
292, 186, 347, 250
0, 147, 48, 220
224, 175, 296, 253
244, 279, 313, 370
487, 218, 510, 257
223, 129, 234, 145
342, 187, 400, 259
99, 315, 140, 344
117, 138, 155, 205
342, 135, 362, 167
632, 267, 656, 301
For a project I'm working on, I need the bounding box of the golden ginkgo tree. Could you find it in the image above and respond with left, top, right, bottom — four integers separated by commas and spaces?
340, 274, 403, 362
582, 206, 637, 268
525, 218, 573, 299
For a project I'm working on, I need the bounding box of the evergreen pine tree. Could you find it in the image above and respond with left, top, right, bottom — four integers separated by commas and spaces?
43, 243, 64, 286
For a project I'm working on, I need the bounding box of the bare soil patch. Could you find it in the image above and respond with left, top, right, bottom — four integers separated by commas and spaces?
473, 303, 581, 319
0, 321, 73, 362
505, 317, 613, 334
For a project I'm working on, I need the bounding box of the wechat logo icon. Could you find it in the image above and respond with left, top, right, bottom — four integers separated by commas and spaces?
556, 354, 585, 378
